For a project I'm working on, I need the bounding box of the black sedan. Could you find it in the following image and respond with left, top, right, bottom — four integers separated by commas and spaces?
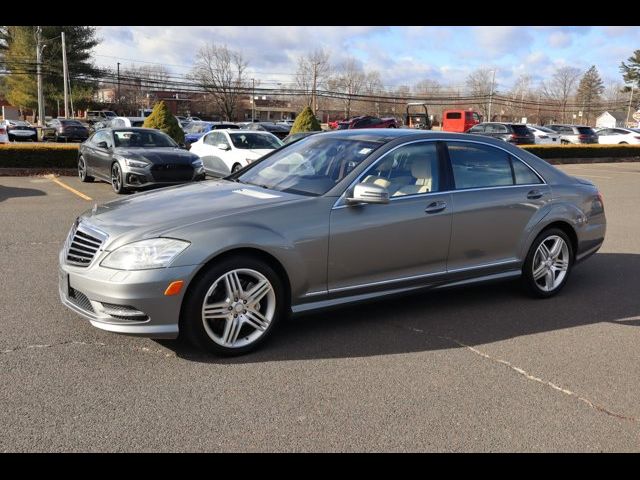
78, 128, 205, 194
45, 118, 90, 142
2, 120, 38, 141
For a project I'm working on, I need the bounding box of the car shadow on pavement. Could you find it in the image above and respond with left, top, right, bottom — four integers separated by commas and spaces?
0, 184, 46, 203
158, 253, 640, 364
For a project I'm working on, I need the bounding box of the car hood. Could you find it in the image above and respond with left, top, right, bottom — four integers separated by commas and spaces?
114, 147, 198, 165
79, 179, 304, 247
243, 148, 275, 158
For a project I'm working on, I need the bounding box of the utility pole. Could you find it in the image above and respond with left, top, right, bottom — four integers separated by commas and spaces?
537, 94, 542, 125
68, 71, 74, 117
61, 31, 69, 118
311, 66, 317, 113
35, 27, 45, 126
117, 62, 121, 106
487, 69, 496, 122
251, 78, 255, 122
625, 86, 635, 127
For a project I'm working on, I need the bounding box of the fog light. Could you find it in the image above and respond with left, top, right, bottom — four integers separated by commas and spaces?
164, 280, 184, 296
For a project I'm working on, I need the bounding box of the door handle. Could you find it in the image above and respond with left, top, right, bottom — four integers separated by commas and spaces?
425, 200, 447, 213
527, 190, 543, 199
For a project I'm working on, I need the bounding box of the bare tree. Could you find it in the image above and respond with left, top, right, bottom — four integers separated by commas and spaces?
542, 66, 581, 123
414, 79, 441, 97
190, 43, 249, 121
331, 57, 366, 119
295, 48, 331, 113
508, 74, 532, 121
362, 70, 384, 116
466, 68, 496, 120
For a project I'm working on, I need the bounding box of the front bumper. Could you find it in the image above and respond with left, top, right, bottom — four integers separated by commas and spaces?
121, 164, 206, 189
58, 248, 200, 338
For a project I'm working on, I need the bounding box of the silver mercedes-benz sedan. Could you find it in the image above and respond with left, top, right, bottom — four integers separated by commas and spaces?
59, 129, 606, 355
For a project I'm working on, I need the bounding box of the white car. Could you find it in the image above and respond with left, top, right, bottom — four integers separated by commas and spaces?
0, 121, 9, 143
189, 129, 283, 177
108, 117, 146, 128
527, 125, 560, 145
595, 127, 640, 145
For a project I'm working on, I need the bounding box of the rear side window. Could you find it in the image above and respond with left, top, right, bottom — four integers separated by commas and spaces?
447, 142, 513, 189
512, 157, 542, 185
446, 112, 462, 119
512, 125, 531, 135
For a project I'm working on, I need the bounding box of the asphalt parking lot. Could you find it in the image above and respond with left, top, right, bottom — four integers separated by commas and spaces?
1, 163, 639, 452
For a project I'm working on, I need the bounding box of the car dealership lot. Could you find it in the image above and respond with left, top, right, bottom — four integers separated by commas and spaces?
1, 163, 639, 452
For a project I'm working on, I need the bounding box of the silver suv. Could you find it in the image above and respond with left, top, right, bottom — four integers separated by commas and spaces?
546, 124, 598, 144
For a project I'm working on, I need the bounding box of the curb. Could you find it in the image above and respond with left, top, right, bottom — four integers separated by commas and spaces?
0, 168, 76, 177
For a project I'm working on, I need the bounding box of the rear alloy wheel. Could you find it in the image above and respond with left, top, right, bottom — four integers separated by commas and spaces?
111, 162, 127, 194
231, 163, 242, 173
181, 256, 285, 356
523, 228, 573, 298
78, 156, 94, 183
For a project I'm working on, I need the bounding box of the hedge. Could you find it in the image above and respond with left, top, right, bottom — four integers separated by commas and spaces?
521, 144, 640, 159
0, 143, 79, 168
2, 142, 640, 170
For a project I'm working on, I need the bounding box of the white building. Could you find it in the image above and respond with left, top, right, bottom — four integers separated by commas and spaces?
596, 111, 628, 129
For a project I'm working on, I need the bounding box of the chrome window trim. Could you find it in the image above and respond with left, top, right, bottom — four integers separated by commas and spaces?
331, 138, 547, 210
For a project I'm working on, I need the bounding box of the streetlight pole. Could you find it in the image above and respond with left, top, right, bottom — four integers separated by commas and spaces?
35, 27, 45, 126
61, 31, 69, 119
487, 69, 496, 122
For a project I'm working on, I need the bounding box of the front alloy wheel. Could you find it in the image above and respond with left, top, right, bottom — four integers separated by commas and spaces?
182, 256, 285, 355
523, 229, 573, 298
111, 162, 127, 194
78, 156, 93, 182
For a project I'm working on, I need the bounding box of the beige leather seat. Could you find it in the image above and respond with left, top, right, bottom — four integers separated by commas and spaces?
362, 158, 394, 189
393, 159, 432, 196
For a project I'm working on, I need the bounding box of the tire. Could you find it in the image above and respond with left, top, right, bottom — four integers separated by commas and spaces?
78, 156, 94, 183
231, 163, 242, 173
181, 255, 286, 356
619, 141, 628, 144
561, 139, 569, 145
522, 228, 573, 298
111, 162, 128, 194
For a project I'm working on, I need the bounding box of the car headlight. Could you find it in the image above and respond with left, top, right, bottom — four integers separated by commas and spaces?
124, 158, 150, 168
101, 238, 190, 270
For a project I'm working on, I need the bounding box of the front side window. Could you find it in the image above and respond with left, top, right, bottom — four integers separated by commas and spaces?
361, 142, 442, 197
447, 142, 513, 189
235, 136, 384, 196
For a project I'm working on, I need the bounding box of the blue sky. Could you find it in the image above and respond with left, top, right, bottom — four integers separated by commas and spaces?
93, 26, 640, 91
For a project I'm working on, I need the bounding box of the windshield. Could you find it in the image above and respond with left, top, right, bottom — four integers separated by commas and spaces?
229, 132, 283, 150
235, 136, 384, 196
113, 130, 177, 148
185, 122, 210, 134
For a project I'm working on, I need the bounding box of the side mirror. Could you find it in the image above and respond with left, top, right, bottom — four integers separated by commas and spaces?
217, 143, 230, 151
346, 182, 390, 205
96, 141, 109, 149
179, 142, 188, 149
